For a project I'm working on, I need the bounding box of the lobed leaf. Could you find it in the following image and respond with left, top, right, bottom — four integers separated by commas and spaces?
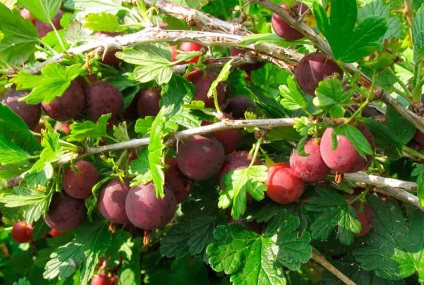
84, 12, 126, 32
304, 187, 361, 245
354, 196, 424, 281
220, 166, 268, 220
279, 76, 307, 111
18, 0, 62, 22
129, 148, 152, 186
207, 224, 286, 285
413, 6, 424, 61
11, 63, 83, 104
333, 124, 373, 159
0, 186, 52, 224
313, 0, 386, 62
116, 44, 173, 85
0, 135, 32, 165
64, 0, 123, 14
67, 114, 111, 142
0, 3, 38, 64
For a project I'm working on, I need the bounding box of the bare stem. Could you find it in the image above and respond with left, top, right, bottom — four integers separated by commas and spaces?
344, 172, 422, 211
23, 28, 301, 75
311, 251, 357, 285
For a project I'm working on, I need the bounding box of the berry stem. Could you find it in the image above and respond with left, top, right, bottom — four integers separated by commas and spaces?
249, 136, 263, 168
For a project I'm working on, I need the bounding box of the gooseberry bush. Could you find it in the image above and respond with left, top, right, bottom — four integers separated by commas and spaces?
0, 0, 424, 284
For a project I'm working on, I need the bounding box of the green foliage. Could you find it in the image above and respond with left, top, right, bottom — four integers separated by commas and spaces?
313, 77, 354, 118
0, 135, 32, 165
18, 0, 62, 23
67, 114, 111, 142
354, 196, 424, 281
0, 3, 38, 64
116, 44, 173, 85
207, 211, 311, 285
64, 0, 123, 14
219, 165, 268, 220
279, 75, 308, 111
207, 59, 233, 110
0, 104, 41, 153
84, 13, 126, 32
412, 6, 424, 61
10, 63, 83, 104
0, 186, 52, 224
129, 148, 152, 186
304, 187, 361, 245
160, 181, 227, 260
43, 221, 112, 284
332, 124, 373, 159
412, 164, 424, 207
313, 0, 387, 62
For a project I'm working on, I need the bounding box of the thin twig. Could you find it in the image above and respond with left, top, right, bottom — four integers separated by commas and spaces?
311, 251, 357, 285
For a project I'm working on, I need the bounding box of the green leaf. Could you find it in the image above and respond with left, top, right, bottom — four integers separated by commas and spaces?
313, 0, 357, 60
160, 181, 226, 260
240, 33, 288, 45
129, 148, 152, 186
265, 211, 312, 271
161, 75, 194, 118
44, 222, 112, 282
84, 12, 126, 32
313, 77, 353, 118
18, 0, 62, 22
207, 224, 286, 285
118, 237, 141, 285
134, 116, 154, 136
167, 0, 202, 9
219, 165, 268, 220
0, 104, 41, 153
0, 134, 32, 164
43, 241, 85, 280
358, 0, 389, 21
279, 76, 307, 111
304, 187, 361, 245
333, 124, 373, 159
31, 122, 65, 173
67, 114, 111, 141
0, 3, 38, 64
77, 223, 113, 285
363, 118, 402, 159
313, 0, 387, 62
385, 106, 416, 146
148, 110, 166, 198
354, 196, 424, 281
12, 278, 31, 285
168, 107, 202, 129
64, 0, 123, 14
413, 6, 424, 61
207, 59, 233, 109
116, 44, 173, 85
161, 216, 219, 258
148, 256, 209, 285
341, 17, 387, 62
10, 63, 83, 104
412, 164, 424, 207
0, 187, 52, 224
358, 0, 401, 43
